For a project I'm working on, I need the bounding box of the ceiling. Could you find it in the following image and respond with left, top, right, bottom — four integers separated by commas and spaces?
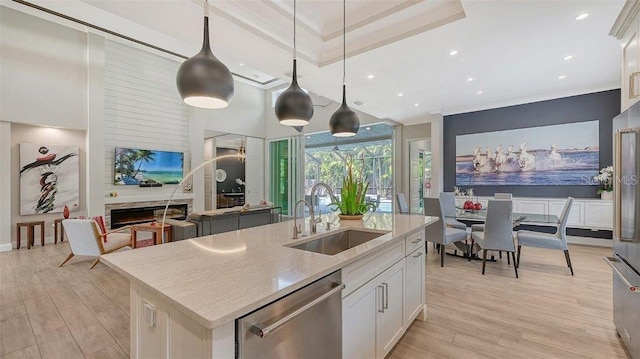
305, 122, 393, 149
16, 0, 625, 123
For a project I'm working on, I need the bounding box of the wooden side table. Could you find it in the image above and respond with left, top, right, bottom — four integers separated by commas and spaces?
53, 218, 66, 244
16, 221, 45, 249
132, 223, 172, 248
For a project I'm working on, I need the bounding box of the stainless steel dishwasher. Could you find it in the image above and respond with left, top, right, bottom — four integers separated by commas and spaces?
236, 271, 344, 358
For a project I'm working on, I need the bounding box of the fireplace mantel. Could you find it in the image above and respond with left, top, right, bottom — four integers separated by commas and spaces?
104, 193, 195, 205
104, 197, 193, 229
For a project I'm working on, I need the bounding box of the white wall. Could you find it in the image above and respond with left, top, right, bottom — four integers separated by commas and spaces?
103, 40, 192, 201
193, 81, 267, 138
10, 124, 88, 248
0, 7, 87, 130
0, 122, 12, 251
244, 137, 265, 205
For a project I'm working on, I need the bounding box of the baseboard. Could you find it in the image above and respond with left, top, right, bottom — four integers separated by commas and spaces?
567, 235, 612, 247
0, 243, 13, 252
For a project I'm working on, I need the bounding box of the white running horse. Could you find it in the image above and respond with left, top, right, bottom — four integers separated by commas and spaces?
550, 144, 562, 166
494, 145, 507, 172
518, 142, 536, 171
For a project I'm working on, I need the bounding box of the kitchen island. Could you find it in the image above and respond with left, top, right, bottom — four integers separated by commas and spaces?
102, 212, 437, 358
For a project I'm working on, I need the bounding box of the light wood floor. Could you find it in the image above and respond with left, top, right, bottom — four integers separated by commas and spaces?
0, 242, 630, 359
390, 244, 631, 359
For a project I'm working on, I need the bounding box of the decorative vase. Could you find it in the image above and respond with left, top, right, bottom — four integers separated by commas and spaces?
63, 205, 70, 219
601, 191, 613, 201
338, 214, 364, 221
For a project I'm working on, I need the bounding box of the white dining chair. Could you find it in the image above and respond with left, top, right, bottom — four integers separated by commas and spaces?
471, 193, 512, 233
439, 192, 467, 231
471, 200, 518, 278
59, 219, 133, 269
424, 198, 468, 267
516, 197, 574, 275
396, 193, 409, 214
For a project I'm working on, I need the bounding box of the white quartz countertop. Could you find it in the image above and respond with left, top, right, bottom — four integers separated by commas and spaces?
102, 213, 437, 329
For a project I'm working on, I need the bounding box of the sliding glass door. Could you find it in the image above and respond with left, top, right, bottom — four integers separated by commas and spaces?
269, 137, 303, 216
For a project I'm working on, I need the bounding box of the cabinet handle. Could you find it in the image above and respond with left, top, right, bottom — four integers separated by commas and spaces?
629, 72, 640, 99
252, 282, 345, 337
377, 285, 385, 313
604, 257, 640, 293
411, 238, 422, 244
382, 282, 389, 310
413, 251, 423, 258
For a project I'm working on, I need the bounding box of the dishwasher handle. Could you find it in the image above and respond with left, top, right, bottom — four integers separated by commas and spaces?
604, 256, 640, 293
252, 282, 346, 338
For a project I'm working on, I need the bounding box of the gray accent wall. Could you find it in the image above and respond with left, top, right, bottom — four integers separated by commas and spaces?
443, 90, 620, 198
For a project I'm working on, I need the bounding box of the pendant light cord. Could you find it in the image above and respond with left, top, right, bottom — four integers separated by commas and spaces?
343, 0, 346, 86
204, 0, 208, 18
293, 0, 297, 60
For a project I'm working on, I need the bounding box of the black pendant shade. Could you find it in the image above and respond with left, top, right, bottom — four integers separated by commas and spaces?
177, 16, 234, 109
275, 60, 314, 126
329, 85, 360, 137
330, 0, 359, 137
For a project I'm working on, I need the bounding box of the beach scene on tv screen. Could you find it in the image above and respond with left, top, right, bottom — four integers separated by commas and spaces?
114, 148, 183, 185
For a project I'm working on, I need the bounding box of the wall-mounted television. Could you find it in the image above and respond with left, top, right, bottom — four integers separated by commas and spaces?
114, 147, 184, 185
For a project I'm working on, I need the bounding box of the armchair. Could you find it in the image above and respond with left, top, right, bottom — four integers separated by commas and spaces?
516, 197, 574, 275
59, 219, 133, 269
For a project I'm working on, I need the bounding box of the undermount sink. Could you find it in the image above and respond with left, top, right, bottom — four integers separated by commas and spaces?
287, 229, 387, 255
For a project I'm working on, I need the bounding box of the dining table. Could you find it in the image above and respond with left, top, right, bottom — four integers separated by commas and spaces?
454, 209, 558, 226
444, 209, 559, 260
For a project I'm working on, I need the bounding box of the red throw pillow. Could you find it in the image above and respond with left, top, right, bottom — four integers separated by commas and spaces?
93, 216, 108, 242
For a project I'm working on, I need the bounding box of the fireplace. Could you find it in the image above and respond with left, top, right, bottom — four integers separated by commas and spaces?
110, 204, 188, 229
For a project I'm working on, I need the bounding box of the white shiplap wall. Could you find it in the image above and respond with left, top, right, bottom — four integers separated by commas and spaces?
104, 40, 191, 196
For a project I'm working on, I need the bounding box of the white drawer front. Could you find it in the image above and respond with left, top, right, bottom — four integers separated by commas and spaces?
342, 242, 404, 298
515, 200, 548, 215
405, 230, 424, 254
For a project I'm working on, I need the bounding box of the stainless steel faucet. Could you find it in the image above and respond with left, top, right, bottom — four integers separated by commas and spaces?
309, 183, 338, 234
292, 199, 312, 239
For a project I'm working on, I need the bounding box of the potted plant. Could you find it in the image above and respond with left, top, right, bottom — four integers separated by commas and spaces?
330, 157, 377, 220
594, 166, 614, 200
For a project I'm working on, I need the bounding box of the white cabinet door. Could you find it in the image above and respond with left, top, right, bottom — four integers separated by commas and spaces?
584, 202, 614, 230
622, 15, 640, 111
343, 279, 378, 359
376, 260, 405, 359
515, 199, 548, 215
404, 247, 425, 324
549, 200, 583, 227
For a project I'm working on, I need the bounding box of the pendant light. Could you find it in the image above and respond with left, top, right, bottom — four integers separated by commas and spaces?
176, 0, 234, 109
329, 0, 360, 137
275, 0, 314, 126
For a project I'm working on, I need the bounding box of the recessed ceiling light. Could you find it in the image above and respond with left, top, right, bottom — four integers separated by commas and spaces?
239, 63, 244, 66
558, 75, 566, 79
398, 93, 403, 97
563, 55, 573, 60
575, 13, 589, 20
367, 74, 374, 79
414, 103, 419, 107
366, 127, 371, 130
476, 91, 483, 95
449, 50, 458, 56
353, 100, 364, 106
467, 77, 474, 82
306, 136, 311, 138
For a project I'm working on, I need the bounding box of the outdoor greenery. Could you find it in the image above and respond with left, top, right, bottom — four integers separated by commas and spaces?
329, 156, 377, 216
305, 142, 393, 198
